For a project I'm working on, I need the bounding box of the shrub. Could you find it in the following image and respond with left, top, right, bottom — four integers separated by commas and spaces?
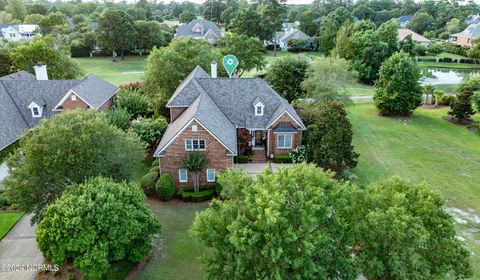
149, 166, 159, 173
129, 117, 168, 146
289, 145, 307, 163
140, 172, 159, 193
440, 95, 457, 106
427, 42, 444, 55
273, 154, 293, 163
156, 174, 175, 201
472, 91, 480, 112
449, 91, 475, 123
234, 155, 250, 163
116, 89, 152, 118
0, 189, 11, 208
151, 159, 159, 166
106, 108, 132, 130
178, 188, 215, 202
414, 44, 427, 56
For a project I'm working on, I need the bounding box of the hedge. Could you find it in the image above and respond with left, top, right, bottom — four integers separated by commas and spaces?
273, 154, 293, 163
178, 187, 215, 202
234, 155, 250, 163
151, 159, 159, 166
140, 172, 159, 194
149, 166, 159, 173
156, 174, 175, 201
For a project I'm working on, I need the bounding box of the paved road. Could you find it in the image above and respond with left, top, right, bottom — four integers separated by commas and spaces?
0, 215, 43, 280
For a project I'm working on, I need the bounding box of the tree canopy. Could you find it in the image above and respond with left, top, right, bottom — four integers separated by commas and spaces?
266, 56, 309, 103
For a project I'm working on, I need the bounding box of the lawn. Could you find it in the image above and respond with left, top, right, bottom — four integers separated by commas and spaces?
349, 99, 480, 277
418, 52, 467, 59
0, 211, 22, 240
418, 61, 480, 69
134, 200, 208, 280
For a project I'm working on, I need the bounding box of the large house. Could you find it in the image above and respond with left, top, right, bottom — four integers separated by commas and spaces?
174, 19, 222, 44
0, 65, 118, 152
397, 28, 430, 46
273, 29, 313, 50
154, 63, 306, 187
451, 24, 480, 47
0, 24, 39, 41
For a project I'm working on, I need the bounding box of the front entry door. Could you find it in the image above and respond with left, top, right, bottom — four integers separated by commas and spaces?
254, 130, 265, 148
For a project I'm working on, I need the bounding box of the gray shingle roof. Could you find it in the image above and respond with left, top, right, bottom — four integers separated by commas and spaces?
273, 122, 297, 133
155, 92, 237, 156
175, 19, 221, 38
0, 73, 117, 150
70, 74, 118, 108
452, 24, 480, 39
0, 71, 36, 80
280, 29, 312, 43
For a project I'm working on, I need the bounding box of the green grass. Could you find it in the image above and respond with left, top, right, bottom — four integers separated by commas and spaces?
134, 201, 208, 280
0, 211, 22, 240
74, 56, 147, 86
419, 61, 480, 69
418, 52, 467, 59
349, 100, 480, 277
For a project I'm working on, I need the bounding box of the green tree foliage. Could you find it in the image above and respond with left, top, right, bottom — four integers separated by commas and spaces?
106, 108, 132, 130
38, 11, 67, 34
344, 177, 472, 279
318, 7, 352, 54
202, 0, 226, 23
127, 7, 147, 21
182, 153, 207, 192
96, 9, 135, 60
129, 117, 168, 146
266, 56, 309, 103
142, 37, 222, 112
36, 177, 161, 279
377, 18, 399, 56
179, 10, 196, 23
216, 32, 265, 76
448, 91, 475, 123
0, 51, 15, 77
115, 89, 152, 118
4, 110, 144, 223
446, 18, 466, 34
304, 101, 358, 170
301, 57, 354, 106
228, 7, 262, 38
433, 90, 445, 107
28, 3, 49, 15
374, 51, 422, 116
134, 20, 173, 55
298, 10, 318, 36
5, 0, 27, 21
23, 13, 45, 24
458, 76, 480, 92
10, 37, 83, 79
399, 34, 417, 56
190, 164, 358, 279
156, 173, 175, 201
408, 12, 435, 35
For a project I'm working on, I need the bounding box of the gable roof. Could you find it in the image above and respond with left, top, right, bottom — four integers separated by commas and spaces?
452, 24, 480, 39
0, 73, 117, 150
69, 74, 118, 108
0, 71, 36, 81
397, 28, 430, 43
398, 15, 412, 24
155, 91, 237, 156
280, 29, 312, 43
175, 19, 221, 39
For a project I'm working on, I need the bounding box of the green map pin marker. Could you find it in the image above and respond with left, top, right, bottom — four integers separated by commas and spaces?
223, 54, 238, 78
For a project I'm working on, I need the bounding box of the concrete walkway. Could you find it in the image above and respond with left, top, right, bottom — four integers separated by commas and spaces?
234, 162, 295, 178
0, 215, 43, 280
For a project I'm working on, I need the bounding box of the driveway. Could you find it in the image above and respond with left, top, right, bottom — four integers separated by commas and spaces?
234, 162, 295, 178
0, 215, 43, 280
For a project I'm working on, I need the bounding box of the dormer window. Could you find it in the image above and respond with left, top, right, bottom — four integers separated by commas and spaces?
254, 101, 265, 116
28, 102, 42, 118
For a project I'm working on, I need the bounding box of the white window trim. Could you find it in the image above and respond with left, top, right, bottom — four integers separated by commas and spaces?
254, 102, 265, 116
206, 169, 215, 182
184, 139, 206, 151
179, 169, 188, 183
71, 94, 77, 101
28, 102, 42, 118
277, 134, 293, 149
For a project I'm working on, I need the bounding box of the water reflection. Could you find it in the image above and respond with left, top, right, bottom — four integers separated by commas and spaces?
421, 68, 480, 85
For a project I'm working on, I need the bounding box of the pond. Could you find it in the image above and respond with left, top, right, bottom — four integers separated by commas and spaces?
421, 67, 480, 86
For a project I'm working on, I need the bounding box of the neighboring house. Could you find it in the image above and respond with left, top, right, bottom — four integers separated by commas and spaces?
282, 21, 299, 31
397, 28, 431, 46
174, 19, 222, 44
154, 63, 306, 187
451, 24, 480, 47
0, 65, 118, 152
398, 15, 412, 28
465, 14, 480, 25
269, 29, 313, 50
0, 24, 39, 41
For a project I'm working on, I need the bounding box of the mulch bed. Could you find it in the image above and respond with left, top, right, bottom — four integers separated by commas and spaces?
467, 125, 480, 134
442, 115, 474, 126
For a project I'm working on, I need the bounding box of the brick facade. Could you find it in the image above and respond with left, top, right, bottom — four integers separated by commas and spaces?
59, 92, 114, 111
267, 112, 302, 156
159, 120, 233, 188
454, 36, 471, 47
170, 107, 187, 122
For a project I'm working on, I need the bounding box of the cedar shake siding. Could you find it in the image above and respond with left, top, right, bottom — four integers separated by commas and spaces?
170, 107, 187, 122
159, 120, 233, 187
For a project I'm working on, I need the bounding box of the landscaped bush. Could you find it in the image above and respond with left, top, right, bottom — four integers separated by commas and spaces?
106, 108, 131, 130
0, 189, 11, 208
0, 140, 19, 163
140, 172, 159, 194
178, 188, 215, 202
149, 166, 159, 173
440, 95, 457, 106
129, 117, 168, 146
234, 155, 250, 163
115, 89, 152, 118
289, 145, 306, 163
151, 159, 159, 166
273, 154, 293, 163
156, 174, 175, 201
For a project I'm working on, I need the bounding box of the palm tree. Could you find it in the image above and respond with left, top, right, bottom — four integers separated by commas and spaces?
433, 90, 445, 107
182, 153, 208, 192
423, 85, 435, 104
